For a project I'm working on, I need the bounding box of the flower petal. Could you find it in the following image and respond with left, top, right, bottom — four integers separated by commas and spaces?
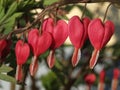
0, 39, 7, 57
89, 49, 100, 69
47, 50, 55, 68
101, 20, 114, 47
68, 16, 84, 48
15, 65, 23, 83
15, 40, 30, 65
88, 19, 104, 50
28, 29, 52, 56
72, 48, 81, 67
29, 56, 38, 76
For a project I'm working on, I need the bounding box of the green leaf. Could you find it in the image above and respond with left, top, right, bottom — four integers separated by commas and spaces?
0, 6, 5, 20
0, 65, 13, 73
5, 1, 17, 17
4, 12, 23, 24
0, 3, 3, 12
18, 0, 30, 9
1, 0, 7, 7
43, 0, 59, 6
0, 0, 4, 6
0, 74, 16, 83
2, 12, 23, 34
0, 1, 18, 23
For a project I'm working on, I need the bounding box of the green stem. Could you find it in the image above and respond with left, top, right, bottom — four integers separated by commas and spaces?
81, 3, 87, 19
103, 3, 112, 22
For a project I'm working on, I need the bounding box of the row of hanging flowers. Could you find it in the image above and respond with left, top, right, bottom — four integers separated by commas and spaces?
0, 2, 117, 87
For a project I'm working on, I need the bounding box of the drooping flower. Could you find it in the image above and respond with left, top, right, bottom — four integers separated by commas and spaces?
0, 39, 7, 58
1, 40, 11, 60
68, 16, 90, 66
15, 40, 30, 82
42, 18, 68, 68
88, 18, 114, 69
28, 29, 52, 76
98, 70, 105, 90
84, 73, 96, 90
111, 68, 119, 90
0, 39, 11, 64
113, 68, 119, 79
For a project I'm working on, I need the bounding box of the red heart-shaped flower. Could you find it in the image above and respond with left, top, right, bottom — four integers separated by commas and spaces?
15, 40, 30, 82
1, 40, 11, 58
68, 16, 90, 66
28, 29, 52, 56
0, 39, 7, 57
0, 40, 11, 63
28, 29, 52, 75
15, 40, 30, 65
88, 18, 114, 69
42, 18, 68, 68
42, 18, 68, 49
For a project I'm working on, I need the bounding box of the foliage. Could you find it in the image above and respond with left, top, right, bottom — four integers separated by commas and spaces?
41, 71, 62, 90
0, 65, 15, 83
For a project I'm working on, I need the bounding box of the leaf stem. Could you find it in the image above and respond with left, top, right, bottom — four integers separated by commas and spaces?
103, 3, 112, 22
81, 3, 87, 19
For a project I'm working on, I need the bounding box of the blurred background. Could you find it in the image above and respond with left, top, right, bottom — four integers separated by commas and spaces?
0, 0, 120, 90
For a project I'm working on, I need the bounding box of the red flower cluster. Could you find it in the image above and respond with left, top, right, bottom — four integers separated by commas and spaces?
68, 16, 114, 69
14, 17, 68, 81
0, 15, 115, 82
98, 68, 119, 90
42, 18, 68, 68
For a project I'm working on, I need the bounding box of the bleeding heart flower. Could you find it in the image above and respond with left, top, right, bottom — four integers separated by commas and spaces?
1, 40, 11, 60
28, 29, 52, 76
0, 40, 11, 64
15, 40, 30, 82
88, 18, 114, 69
98, 70, 105, 90
111, 68, 119, 90
0, 39, 7, 58
42, 18, 68, 68
113, 68, 119, 79
100, 70, 105, 83
68, 16, 90, 66
84, 73, 96, 90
